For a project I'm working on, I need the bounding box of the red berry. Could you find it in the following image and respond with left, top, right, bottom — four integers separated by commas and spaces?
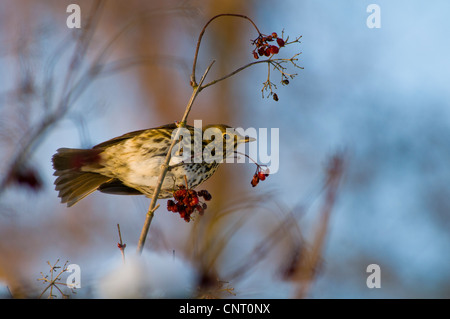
269, 45, 279, 55
277, 38, 285, 47
253, 51, 259, 59
177, 202, 185, 212
174, 189, 186, 201
167, 200, 177, 212
190, 196, 199, 206
258, 171, 266, 181
272, 32, 278, 38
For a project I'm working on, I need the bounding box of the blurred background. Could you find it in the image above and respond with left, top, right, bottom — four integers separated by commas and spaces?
0, 0, 449, 298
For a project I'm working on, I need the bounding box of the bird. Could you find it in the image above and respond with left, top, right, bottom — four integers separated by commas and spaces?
52, 123, 254, 207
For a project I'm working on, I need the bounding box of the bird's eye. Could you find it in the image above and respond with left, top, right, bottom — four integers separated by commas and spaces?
223, 133, 232, 140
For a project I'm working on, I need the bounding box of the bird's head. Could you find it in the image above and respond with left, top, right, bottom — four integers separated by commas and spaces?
202, 124, 255, 160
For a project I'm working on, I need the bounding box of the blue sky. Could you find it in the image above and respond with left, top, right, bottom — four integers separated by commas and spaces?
229, 0, 450, 297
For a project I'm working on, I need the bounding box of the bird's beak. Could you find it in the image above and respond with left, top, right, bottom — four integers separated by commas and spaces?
243, 136, 256, 143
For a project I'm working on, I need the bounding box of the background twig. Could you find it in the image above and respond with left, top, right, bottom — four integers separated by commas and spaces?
117, 224, 126, 263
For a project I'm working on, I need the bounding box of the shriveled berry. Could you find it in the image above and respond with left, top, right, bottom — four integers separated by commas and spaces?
12, 168, 42, 190
198, 190, 212, 201
196, 204, 204, 215
258, 47, 266, 56
167, 200, 176, 211
251, 174, 259, 187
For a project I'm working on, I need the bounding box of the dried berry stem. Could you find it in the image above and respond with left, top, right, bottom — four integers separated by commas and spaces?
38, 259, 72, 299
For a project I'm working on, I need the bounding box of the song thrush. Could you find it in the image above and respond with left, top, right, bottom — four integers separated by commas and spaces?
52, 123, 254, 207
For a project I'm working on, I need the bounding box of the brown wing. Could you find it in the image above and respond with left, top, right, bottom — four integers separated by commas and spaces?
92, 129, 148, 149
92, 124, 180, 149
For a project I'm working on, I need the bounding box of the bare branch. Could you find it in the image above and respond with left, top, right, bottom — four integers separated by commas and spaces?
136, 61, 215, 254
190, 14, 261, 87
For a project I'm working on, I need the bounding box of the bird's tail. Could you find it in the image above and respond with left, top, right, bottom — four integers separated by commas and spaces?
52, 148, 112, 207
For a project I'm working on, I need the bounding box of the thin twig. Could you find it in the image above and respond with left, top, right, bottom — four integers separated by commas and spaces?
136, 60, 215, 255
117, 223, 126, 263
295, 154, 345, 298
190, 14, 261, 87
199, 56, 301, 92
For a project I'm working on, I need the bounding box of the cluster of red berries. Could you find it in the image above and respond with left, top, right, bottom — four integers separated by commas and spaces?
167, 186, 212, 222
252, 32, 285, 59
251, 165, 270, 187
